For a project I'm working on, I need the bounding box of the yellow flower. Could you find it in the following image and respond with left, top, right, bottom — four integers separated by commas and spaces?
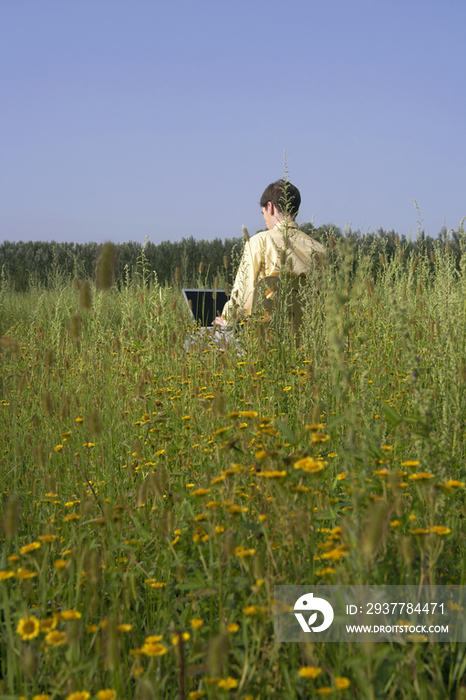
316, 687, 333, 696
75, 417, 84, 423
337, 472, 347, 480
16, 567, 37, 580
171, 632, 190, 645
335, 677, 351, 690
408, 472, 435, 481
316, 567, 336, 576
311, 433, 330, 443
189, 692, 205, 700
298, 666, 322, 679
17, 615, 40, 640
66, 693, 90, 700
242, 605, 257, 616
410, 528, 430, 535
117, 624, 132, 632
439, 480, 465, 491
33, 695, 51, 700
64, 514, 81, 521
215, 525, 226, 534
227, 623, 239, 633
390, 520, 401, 528
190, 618, 204, 630
191, 488, 211, 497
20, 541, 41, 555
38, 535, 57, 543
45, 630, 67, 646
320, 545, 348, 561
217, 677, 238, 689
430, 526, 451, 536
227, 505, 248, 514
256, 470, 286, 478
400, 460, 420, 467
234, 546, 256, 558
54, 445, 63, 452
61, 610, 82, 620
40, 617, 58, 632
96, 691, 117, 700
145, 634, 163, 643
8, 554, 20, 563
0, 570, 15, 581
238, 411, 258, 418
54, 559, 67, 570
141, 641, 168, 656
294, 458, 326, 473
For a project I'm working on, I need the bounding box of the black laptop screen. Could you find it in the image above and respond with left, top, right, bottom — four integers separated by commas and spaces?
182, 289, 228, 326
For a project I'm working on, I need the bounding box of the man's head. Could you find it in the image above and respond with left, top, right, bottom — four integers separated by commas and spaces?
260, 180, 301, 229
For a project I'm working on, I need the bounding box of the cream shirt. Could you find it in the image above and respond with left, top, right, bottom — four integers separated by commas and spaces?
221, 221, 325, 321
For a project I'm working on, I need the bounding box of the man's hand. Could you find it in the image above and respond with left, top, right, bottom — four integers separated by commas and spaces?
213, 315, 228, 328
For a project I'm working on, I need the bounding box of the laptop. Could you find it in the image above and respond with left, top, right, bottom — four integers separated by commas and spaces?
182, 289, 229, 327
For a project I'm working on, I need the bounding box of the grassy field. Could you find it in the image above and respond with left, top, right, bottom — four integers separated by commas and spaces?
1, 234, 466, 699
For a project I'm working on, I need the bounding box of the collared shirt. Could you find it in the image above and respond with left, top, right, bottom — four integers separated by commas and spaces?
221, 221, 325, 321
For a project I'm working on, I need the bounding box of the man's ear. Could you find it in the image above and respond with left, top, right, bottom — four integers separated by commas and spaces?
267, 201, 274, 214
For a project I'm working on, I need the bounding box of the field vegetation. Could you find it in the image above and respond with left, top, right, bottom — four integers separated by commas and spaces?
1, 224, 466, 699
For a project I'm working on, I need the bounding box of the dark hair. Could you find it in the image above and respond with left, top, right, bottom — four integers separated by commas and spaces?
259, 180, 301, 219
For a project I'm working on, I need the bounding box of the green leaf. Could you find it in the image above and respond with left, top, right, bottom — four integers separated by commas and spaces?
274, 419, 298, 445
382, 403, 403, 426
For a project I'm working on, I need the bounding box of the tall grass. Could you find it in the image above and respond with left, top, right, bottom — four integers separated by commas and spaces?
1, 232, 466, 699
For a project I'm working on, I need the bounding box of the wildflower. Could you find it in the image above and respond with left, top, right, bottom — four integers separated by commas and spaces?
234, 546, 256, 558
410, 528, 430, 535
8, 555, 20, 563
316, 567, 336, 576
311, 433, 330, 443
390, 520, 401, 528
189, 692, 205, 700
16, 567, 37, 580
320, 545, 348, 561
64, 514, 81, 521
172, 632, 190, 645
190, 618, 204, 630
205, 500, 221, 509
54, 559, 67, 570
145, 580, 166, 589
40, 617, 57, 632
256, 470, 286, 478
227, 623, 239, 633
117, 624, 132, 632
17, 615, 40, 640
45, 630, 67, 646
294, 457, 326, 473
227, 505, 248, 514
408, 472, 435, 481
0, 571, 15, 581
87, 624, 99, 633
217, 677, 238, 689
33, 695, 51, 700
141, 641, 168, 656
258, 514, 267, 522
401, 460, 420, 467
336, 677, 351, 690
298, 666, 322, 679
215, 525, 225, 534
145, 635, 163, 643
238, 411, 258, 418
96, 691, 117, 700
61, 610, 82, 620
66, 692, 90, 700
242, 605, 257, 615
191, 488, 211, 497
38, 535, 57, 543
316, 688, 333, 696
430, 526, 451, 535
439, 480, 465, 491
20, 541, 41, 555
54, 445, 64, 452
75, 417, 84, 423
337, 472, 347, 480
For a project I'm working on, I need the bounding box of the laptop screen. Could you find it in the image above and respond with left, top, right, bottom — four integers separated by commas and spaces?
182, 289, 229, 327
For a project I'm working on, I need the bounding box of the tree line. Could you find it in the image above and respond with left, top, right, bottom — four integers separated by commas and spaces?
0, 222, 464, 292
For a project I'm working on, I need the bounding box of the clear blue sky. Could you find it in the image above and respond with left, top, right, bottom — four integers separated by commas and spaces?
1, 0, 465, 244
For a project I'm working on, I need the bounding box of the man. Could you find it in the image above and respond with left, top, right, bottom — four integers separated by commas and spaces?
215, 179, 324, 326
